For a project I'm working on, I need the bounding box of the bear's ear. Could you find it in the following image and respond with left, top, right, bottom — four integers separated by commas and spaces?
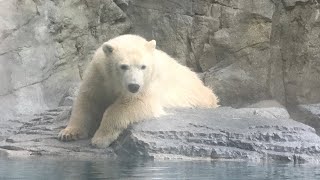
146, 40, 156, 50
102, 43, 113, 54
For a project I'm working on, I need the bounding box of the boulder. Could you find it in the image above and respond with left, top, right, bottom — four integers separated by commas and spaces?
1, 106, 320, 163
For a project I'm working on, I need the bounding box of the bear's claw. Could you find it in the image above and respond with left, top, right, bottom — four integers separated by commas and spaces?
59, 133, 77, 141
58, 127, 87, 142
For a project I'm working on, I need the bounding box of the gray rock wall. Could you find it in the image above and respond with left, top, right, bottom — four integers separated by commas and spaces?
0, 0, 131, 120
1, 0, 320, 120
269, 0, 320, 107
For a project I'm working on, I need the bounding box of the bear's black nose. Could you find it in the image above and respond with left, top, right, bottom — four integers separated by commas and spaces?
128, 84, 140, 93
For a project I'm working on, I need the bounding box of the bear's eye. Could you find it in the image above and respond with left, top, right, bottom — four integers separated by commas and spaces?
141, 65, 146, 70
120, 64, 129, 70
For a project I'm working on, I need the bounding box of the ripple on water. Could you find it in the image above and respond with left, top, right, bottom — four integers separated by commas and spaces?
0, 158, 320, 180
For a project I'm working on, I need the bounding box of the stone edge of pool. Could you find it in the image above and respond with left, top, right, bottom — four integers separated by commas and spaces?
1, 104, 320, 163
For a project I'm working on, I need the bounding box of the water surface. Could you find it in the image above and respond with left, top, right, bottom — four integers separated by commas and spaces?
0, 158, 319, 179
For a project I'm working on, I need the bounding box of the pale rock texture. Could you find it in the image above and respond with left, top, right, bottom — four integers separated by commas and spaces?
1, 106, 320, 163
114, 107, 320, 162
0, 0, 130, 120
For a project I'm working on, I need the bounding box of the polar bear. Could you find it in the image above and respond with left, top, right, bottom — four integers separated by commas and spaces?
58, 34, 219, 148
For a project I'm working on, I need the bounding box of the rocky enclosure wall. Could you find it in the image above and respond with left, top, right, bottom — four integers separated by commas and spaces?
1, 0, 320, 120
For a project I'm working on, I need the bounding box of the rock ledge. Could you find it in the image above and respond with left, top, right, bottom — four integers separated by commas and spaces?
1, 107, 320, 163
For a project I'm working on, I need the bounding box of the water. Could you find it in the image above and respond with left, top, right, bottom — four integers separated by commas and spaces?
0, 158, 320, 180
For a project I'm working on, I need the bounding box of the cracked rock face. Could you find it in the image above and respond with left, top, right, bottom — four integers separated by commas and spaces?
113, 108, 320, 162
1, 1, 320, 130
1, 106, 320, 163
0, 0, 130, 121
268, 0, 320, 107
0, 106, 116, 159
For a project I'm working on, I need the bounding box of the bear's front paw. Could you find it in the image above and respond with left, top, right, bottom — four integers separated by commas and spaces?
58, 127, 88, 142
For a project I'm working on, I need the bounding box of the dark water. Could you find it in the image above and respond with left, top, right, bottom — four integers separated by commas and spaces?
0, 158, 320, 180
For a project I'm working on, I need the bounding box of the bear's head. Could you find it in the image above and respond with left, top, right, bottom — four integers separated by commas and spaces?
102, 35, 157, 96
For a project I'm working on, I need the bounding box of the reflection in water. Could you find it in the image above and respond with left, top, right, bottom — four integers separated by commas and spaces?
0, 158, 320, 179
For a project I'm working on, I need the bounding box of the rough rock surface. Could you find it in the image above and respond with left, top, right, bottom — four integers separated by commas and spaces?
1, 106, 320, 163
1, 0, 320, 122
114, 108, 320, 162
0, 106, 115, 159
0, 0, 130, 120
299, 104, 320, 121
289, 103, 320, 134
269, 0, 320, 107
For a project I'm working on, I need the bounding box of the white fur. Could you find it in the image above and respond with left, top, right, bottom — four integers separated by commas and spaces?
58, 34, 219, 148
